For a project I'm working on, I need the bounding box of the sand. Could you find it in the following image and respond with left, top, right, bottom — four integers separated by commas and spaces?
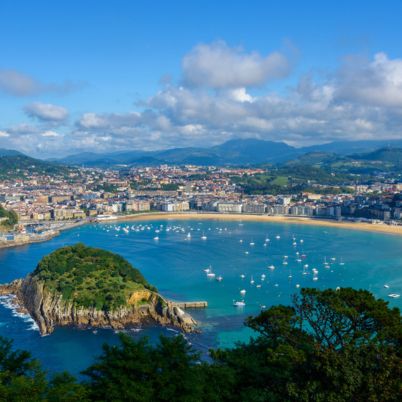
105, 212, 402, 236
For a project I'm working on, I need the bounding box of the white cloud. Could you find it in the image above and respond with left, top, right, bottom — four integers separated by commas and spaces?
41, 130, 60, 137
182, 41, 290, 88
0, 130, 10, 138
25, 102, 69, 122
0, 69, 82, 97
336, 52, 402, 107
4, 47, 402, 156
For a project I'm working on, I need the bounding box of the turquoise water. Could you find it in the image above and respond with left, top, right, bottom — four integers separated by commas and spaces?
0, 219, 401, 376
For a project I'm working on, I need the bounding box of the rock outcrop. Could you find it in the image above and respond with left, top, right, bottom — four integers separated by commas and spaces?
0, 275, 197, 335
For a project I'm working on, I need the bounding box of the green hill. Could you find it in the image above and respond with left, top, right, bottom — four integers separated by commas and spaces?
33, 243, 156, 310
0, 153, 73, 179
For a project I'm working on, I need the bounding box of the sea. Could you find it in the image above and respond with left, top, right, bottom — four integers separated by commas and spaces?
0, 218, 401, 377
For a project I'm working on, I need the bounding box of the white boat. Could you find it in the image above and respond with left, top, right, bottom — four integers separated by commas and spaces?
384, 284, 390, 289
249, 241, 255, 246
282, 261, 288, 265
187, 232, 191, 238
216, 275, 223, 282
240, 289, 246, 295
388, 293, 400, 298
201, 234, 207, 240
207, 272, 216, 278
233, 300, 246, 307
256, 284, 262, 288
153, 236, 159, 241
295, 284, 300, 288
203, 266, 211, 273
250, 276, 255, 285
268, 265, 275, 270
275, 235, 281, 239
240, 274, 245, 279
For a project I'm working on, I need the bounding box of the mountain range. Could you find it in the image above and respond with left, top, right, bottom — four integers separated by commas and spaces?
3, 138, 402, 172
55, 138, 402, 167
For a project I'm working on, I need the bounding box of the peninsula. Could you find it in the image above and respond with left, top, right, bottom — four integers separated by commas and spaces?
0, 243, 197, 335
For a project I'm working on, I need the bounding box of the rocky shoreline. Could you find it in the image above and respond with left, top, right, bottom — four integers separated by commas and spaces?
0, 276, 197, 335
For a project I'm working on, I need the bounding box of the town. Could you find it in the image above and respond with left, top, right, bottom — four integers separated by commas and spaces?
2, 163, 402, 247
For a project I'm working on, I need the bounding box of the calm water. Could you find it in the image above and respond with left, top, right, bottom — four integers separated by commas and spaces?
0, 219, 401, 376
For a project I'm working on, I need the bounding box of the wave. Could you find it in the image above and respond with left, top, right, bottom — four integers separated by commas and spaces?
0, 295, 39, 332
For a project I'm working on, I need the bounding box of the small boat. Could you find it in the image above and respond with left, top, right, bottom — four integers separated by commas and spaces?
268, 265, 275, 270
240, 289, 246, 295
384, 284, 390, 289
207, 272, 216, 278
388, 293, 400, 298
275, 235, 281, 239
233, 300, 246, 307
261, 274, 266, 280
295, 284, 300, 288
240, 274, 245, 279
339, 258, 345, 266
187, 232, 191, 238
216, 275, 223, 282
250, 276, 255, 285
153, 236, 159, 241
201, 233, 207, 240
256, 284, 262, 288
282, 261, 288, 265
239, 239, 243, 243
249, 241, 255, 246
204, 266, 212, 273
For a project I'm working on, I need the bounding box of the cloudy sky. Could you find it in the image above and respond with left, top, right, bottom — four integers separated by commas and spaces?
1, 0, 402, 157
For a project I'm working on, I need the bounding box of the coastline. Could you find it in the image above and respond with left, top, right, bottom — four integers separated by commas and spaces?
2, 212, 402, 251
102, 212, 402, 236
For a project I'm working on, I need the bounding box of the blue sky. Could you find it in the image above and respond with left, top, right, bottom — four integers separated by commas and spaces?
1, 0, 402, 156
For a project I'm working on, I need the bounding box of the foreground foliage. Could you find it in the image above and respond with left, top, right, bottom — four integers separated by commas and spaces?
33, 243, 156, 311
0, 288, 400, 401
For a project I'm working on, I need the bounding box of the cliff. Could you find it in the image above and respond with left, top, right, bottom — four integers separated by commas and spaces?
0, 244, 198, 335
0, 276, 196, 335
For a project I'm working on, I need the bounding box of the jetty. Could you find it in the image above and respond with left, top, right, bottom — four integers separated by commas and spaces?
171, 301, 208, 309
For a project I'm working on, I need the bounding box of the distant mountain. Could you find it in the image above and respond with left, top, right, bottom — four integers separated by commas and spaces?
58, 139, 299, 167
0, 148, 23, 157
353, 147, 402, 165
0, 152, 73, 179
285, 152, 345, 167
48, 138, 402, 167
303, 139, 402, 155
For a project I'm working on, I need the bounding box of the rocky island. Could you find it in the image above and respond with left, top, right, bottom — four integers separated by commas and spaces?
0, 243, 197, 335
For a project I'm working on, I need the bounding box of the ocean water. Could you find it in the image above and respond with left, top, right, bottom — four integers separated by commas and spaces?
0, 218, 401, 376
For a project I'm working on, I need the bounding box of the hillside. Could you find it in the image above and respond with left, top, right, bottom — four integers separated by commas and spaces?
33, 243, 155, 310
0, 244, 196, 334
0, 153, 73, 179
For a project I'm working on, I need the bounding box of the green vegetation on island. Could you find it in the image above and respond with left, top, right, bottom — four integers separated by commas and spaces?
33, 243, 156, 311
0, 287, 400, 401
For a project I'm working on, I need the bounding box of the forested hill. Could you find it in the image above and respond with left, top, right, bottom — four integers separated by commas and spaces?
0, 152, 73, 179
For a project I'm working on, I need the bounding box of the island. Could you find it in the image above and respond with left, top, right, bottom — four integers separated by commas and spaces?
0, 243, 197, 335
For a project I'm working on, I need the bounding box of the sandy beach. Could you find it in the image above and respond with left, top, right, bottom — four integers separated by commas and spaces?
103, 212, 402, 237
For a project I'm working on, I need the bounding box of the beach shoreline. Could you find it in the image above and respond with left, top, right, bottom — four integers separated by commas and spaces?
99, 212, 402, 236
